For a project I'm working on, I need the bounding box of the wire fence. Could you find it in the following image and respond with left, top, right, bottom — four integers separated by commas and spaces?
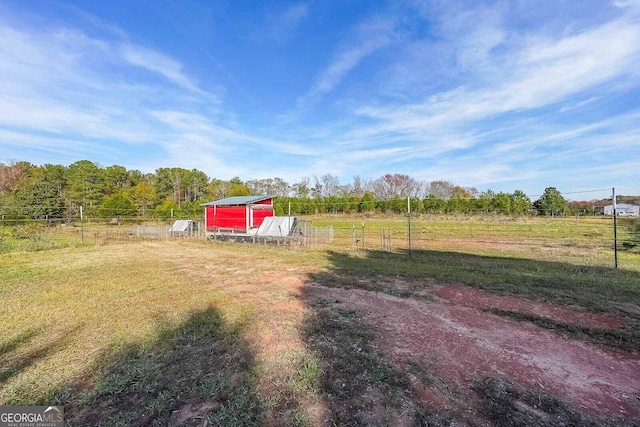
1, 187, 638, 269
2, 213, 636, 260
0, 216, 336, 249
313, 213, 639, 270
205, 220, 334, 248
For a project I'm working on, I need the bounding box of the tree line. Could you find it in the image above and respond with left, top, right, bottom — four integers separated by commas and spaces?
0, 160, 609, 223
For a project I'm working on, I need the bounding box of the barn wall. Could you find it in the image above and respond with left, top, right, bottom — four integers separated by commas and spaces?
207, 206, 247, 230
252, 208, 273, 228
205, 197, 275, 232
206, 206, 215, 229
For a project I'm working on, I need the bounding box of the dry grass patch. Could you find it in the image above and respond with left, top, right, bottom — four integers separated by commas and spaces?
0, 241, 328, 425
1, 243, 228, 405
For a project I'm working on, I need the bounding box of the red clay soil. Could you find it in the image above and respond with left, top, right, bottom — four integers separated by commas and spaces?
304, 283, 640, 417
433, 284, 628, 329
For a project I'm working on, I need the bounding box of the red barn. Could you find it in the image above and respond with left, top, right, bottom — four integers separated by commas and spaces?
202, 195, 274, 234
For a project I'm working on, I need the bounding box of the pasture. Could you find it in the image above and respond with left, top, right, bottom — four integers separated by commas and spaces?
1, 215, 639, 425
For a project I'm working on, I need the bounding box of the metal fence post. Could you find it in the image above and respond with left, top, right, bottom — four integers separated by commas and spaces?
613, 187, 618, 269
408, 197, 412, 258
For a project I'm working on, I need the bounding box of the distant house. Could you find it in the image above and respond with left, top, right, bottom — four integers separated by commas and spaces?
202, 195, 274, 234
604, 204, 640, 216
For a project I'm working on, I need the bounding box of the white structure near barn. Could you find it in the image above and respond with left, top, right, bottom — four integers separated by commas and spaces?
604, 204, 640, 216
169, 219, 198, 236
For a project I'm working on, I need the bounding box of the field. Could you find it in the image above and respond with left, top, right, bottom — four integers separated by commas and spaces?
1, 215, 639, 426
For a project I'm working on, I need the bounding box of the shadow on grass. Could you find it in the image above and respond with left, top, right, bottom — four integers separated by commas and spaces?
299, 269, 472, 425
313, 249, 640, 315
0, 329, 69, 384
299, 249, 640, 425
471, 374, 632, 427
487, 308, 640, 353
620, 218, 640, 252
311, 249, 640, 353
0, 329, 40, 358
49, 307, 264, 426
300, 294, 456, 426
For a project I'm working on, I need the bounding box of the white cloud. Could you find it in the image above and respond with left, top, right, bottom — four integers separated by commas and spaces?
120, 44, 204, 94
614, 0, 640, 11
311, 38, 386, 96
0, 16, 319, 178
69, 6, 129, 40
282, 3, 309, 24
352, 12, 640, 155
251, 2, 309, 44
271, 3, 309, 42
0, 18, 247, 174
435, 2, 507, 71
151, 110, 315, 158
0, 129, 116, 158
297, 16, 399, 107
558, 96, 601, 113
418, 161, 539, 187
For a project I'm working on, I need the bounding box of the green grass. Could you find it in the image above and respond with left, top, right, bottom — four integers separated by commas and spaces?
1, 214, 639, 424
61, 308, 264, 426
0, 241, 327, 424
306, 249, 640, 313
0, 235, 73, 254
0, 245, 223, 405
311, 214, 640, 271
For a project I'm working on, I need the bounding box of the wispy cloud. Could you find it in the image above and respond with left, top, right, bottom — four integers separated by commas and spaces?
351, 9, 640, 154
255, 2, 309, 43
68, 5, 129, 40
558, 96, 601, 113
120, 44, 205, 94
275, 2, 640, 192
0, 13, 317, 177
614, 0, 640, 11
0, 129, 120, 159
297, 16, 399, 107
0, 17, 248, 174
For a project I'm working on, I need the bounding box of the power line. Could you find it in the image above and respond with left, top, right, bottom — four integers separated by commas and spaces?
562, 188, 612, 195
527, 188, 613, 198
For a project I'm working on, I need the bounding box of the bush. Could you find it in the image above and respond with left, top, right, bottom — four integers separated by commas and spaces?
99, 193, 137, 219
15, 222, 48, 242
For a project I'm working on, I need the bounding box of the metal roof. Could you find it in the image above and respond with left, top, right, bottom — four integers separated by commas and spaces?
201, 195, 273, 206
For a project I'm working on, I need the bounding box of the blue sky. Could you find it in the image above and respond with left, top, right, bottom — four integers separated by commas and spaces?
0, 0, 639, 199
